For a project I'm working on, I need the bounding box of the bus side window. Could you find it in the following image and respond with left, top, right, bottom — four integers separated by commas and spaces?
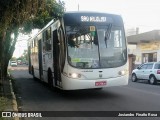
44, 27, 51, 51
32, 41, 34, 54
32, 40, 34, 48
47, 27, 51, 51
43, 32, 46, 52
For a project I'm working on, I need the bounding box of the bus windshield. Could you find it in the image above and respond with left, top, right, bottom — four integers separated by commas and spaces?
66, 24, 127, 69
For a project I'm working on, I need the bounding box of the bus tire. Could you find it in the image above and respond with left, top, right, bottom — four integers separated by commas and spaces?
94, 88, 103, 90
48, 69, 53, 87
32, 66, 36, 80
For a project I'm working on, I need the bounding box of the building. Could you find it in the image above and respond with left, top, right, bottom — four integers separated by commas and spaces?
126, 27, 139, 36
127, 30, 160, 74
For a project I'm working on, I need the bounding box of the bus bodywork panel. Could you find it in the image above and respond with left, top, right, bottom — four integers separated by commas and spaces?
61, 64, 128, 90
61, 75, 128, 90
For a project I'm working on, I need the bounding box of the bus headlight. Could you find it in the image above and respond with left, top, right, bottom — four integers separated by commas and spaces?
118, 69, 128, 76
68, 73, 81, 79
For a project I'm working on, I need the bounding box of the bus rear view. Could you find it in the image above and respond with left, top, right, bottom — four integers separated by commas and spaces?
62, 12, 128, 90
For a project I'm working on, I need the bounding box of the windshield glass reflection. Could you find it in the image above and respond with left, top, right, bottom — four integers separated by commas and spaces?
66, 25, 127, 69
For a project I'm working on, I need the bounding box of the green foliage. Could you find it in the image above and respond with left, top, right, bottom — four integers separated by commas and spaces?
0, 97, 7, 111
10, 57, 17, 61
0, 0, 38, 34
0, 0, 65, 78
22, 20, 33, 34
0, 93, 12, 120
23, 0, 65, 33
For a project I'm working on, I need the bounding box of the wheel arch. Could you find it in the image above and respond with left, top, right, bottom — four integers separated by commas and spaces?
149, 74, 157, 85
149, 74, 156, 79
131, 72, 138, 82
47, 67, 54, 87
132, 72, 136, 77
31, 66, 34, 75
47, 67, 53, 80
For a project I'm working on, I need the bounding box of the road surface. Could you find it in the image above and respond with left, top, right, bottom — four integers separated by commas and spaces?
10, 66, 160, 120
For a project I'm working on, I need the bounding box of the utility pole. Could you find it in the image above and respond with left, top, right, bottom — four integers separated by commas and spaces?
78, 4, 79, 11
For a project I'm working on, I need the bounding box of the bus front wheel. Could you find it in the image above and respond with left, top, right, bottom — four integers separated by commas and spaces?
48, 70, 53, 87
32, 67, 36, 80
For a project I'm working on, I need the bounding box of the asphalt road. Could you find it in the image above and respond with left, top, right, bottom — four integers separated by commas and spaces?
10, 66, 160, 120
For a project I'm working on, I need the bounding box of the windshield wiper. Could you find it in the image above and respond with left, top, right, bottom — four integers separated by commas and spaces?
104, 24, 112, 48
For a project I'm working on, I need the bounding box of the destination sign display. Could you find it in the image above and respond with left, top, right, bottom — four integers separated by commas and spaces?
81, 16, 107, 22
63, 13, 119, 25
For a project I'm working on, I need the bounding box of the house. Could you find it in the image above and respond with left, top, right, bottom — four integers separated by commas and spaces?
127, 30, 160, 74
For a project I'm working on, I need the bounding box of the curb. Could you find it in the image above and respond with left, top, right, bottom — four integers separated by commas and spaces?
9, 79, 19, 120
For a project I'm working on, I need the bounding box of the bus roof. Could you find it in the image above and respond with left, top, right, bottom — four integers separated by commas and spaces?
63, 11, 123, 26
28, 11, 124, 43
64, 11, 120, 16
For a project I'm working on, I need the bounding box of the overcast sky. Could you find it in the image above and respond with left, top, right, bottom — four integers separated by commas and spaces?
64, 0, 160, 32
13, 0, 160, 58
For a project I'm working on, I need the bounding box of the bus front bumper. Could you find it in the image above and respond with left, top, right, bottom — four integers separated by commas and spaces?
61, 75, 128, 90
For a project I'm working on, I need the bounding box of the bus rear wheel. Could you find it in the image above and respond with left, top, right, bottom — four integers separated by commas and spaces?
32, 67, 36, 80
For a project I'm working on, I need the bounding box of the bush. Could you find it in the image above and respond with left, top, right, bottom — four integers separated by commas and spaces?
0, 97, 7, 111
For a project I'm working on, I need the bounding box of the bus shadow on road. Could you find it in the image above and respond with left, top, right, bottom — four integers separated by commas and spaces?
32, 78, 121, 100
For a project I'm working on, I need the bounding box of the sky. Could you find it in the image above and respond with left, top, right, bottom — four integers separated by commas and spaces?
13, 30, 38, 58
13, 0, 160, 58
64, 0, 160, 32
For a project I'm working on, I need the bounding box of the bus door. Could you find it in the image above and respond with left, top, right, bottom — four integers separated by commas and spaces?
28, 46, 32, 74
38, 39, 43, 80
53, 30, 60, 86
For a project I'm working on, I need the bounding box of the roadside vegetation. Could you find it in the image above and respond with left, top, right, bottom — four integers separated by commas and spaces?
0, 97, 9, 120
0, 0, 65, 115
0, 0, 65, 79
0, 97, 7, 111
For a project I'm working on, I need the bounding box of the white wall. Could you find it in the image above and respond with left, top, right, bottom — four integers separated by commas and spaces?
128, 41, 160, 65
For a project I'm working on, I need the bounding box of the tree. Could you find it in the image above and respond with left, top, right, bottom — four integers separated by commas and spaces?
23, 0, 65, 33
10, 57, 17, 61
17, 50, 28, 62
0, 0, 65, 78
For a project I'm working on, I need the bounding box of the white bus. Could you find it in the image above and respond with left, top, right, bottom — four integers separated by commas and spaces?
28, 12, 128, 90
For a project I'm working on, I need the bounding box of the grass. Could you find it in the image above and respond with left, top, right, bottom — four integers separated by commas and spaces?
0, 96, 7, 111
0, 97, 10, 120
0, 70, 13, 120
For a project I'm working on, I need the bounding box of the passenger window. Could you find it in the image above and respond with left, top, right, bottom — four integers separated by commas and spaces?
154, 63, 160, 69
43, 27, 51, 52
140, 64, 147, 69
146, 64, 153, 69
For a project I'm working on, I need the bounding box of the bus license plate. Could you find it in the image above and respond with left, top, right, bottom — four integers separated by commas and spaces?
95, 81, 106, 86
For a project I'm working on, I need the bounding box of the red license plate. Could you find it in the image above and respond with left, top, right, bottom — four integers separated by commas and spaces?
95, 81, 107, 86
